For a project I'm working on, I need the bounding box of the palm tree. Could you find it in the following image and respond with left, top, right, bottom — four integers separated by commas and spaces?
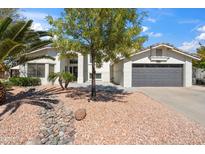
0, 17, 53, 105
48, 72, 75, 90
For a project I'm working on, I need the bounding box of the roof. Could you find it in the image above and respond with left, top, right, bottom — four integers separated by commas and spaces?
120, 43, 201, 61
25, 43, 201, 61
27, 46, 55, 55
11, 65, 20, 70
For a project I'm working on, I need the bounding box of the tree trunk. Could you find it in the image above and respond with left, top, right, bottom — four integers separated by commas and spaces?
91, 53, 96, 100
0, 82, 6, 105
65, 81, 69, 89
58, 77, 64, 90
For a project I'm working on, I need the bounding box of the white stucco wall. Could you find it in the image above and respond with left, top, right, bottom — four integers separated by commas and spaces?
87, 54, 110, 82
77, 53, 84, 83
112, 61, 123, 85
113, 46, 193, 87
19, 48, 59, 85
184, 58, 192, 87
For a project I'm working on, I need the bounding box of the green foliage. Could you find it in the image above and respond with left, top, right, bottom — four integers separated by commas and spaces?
47, 9, 147, 98
48, 72, 59, 83
193, 43, 205, 70
48, 9, 147, 65
0, 17, 53, 66
1, 80, 13, 90
61, 72, 76, 82
48, 72, 75, 89
9, 77, 41, 86
0, 8, 20, 21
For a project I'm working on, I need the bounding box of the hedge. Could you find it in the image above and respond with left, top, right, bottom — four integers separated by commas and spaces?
9, 77, 41, 86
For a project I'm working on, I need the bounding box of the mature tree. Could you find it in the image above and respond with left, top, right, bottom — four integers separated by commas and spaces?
193, 43, 205, 70
0, 8, 20, 21
47, 8, 147, 100
0, 17, 53, 104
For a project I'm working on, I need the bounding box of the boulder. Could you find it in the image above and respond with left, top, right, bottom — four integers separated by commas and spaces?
75, 108, 86, 121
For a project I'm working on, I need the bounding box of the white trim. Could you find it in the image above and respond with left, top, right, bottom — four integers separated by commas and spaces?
118, 44, 200, 62
26, 47, 54, 55
11, 65, 20, 70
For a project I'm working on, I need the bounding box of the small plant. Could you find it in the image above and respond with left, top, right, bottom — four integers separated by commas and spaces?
2, 80, 13, 90
48, 72, 75, 90
9, 77, 41, 86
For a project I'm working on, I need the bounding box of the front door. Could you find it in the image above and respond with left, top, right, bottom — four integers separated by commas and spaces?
69, 66, 78, 81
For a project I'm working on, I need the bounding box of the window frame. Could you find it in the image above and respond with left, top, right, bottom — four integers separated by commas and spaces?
49, 64, 55, 75
69, 59, 78, 64
27, 63, 45, 78
89, 73, 102, 79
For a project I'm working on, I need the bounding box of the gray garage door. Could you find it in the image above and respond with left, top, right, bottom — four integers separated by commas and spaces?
132, 64, 183, 87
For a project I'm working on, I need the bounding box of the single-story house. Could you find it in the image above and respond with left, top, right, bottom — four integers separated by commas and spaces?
14, 43, 200, 87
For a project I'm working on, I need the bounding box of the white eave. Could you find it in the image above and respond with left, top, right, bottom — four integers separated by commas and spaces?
27, 46, 55, 55
118, 43, 201, 61
11, 65, 20, 70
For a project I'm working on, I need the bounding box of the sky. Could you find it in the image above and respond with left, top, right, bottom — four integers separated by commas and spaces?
19, 8, 205, 53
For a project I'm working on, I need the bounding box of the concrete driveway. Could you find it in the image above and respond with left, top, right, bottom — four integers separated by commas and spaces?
135, 86, 205, 126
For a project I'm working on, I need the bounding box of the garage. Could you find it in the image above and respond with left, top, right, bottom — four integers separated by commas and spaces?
132, 64, 183, 87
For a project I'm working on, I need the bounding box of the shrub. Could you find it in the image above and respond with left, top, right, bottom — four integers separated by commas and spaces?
48, 72, 75, 89
9, 77, 41, 86
196, 79, 205, 85
2, 80, 13, 90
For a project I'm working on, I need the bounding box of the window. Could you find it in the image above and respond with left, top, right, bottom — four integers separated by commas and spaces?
156, 49, 163, 56
27, 63, 45, 78
89, 73, 102, 79
49, 64, 55, 74
65, 66, 68, 72
70, 59, 78, 64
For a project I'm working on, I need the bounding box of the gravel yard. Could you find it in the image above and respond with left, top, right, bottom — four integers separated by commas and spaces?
0, 87, 41, 144
1, 85, 205, 145
53, 86, 205, 145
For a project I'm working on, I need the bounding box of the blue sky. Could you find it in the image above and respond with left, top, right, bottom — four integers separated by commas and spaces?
19, 8, 205, 53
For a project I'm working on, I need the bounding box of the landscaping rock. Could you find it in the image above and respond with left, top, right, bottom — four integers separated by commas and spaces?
75, 108, 86, 121
37, 99, 75, 145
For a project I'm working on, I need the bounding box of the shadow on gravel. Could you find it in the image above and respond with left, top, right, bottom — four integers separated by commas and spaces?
0, 88, 59, 118
65, 85, 130, 103
0, 84, 130, 118
38, 85, 130, 102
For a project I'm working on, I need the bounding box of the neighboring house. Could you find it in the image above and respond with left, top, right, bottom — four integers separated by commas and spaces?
14, 43, 200, 87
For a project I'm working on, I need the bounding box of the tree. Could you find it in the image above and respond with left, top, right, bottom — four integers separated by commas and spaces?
48, 72, 75, 90
193, 43, 205, 70
47, 9, 147, 100
0, 8, 20, 21
0, 17, 53, 104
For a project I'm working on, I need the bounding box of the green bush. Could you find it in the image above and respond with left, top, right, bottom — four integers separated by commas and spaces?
2, 80, 13, 90
9, 77, 41, 86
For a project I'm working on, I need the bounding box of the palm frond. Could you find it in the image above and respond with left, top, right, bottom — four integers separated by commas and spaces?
12, 20, 33, 41
27, 40, 52, 52
0, 39, 24, 61
0, 17, 12, 39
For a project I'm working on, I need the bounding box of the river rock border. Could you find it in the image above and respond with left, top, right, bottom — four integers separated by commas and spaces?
25, 88, 75, 145
38, 103, 75, 145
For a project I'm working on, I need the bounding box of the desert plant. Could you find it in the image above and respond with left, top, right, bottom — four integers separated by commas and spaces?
48, 72, 75, 90
0, 17, 52, 104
